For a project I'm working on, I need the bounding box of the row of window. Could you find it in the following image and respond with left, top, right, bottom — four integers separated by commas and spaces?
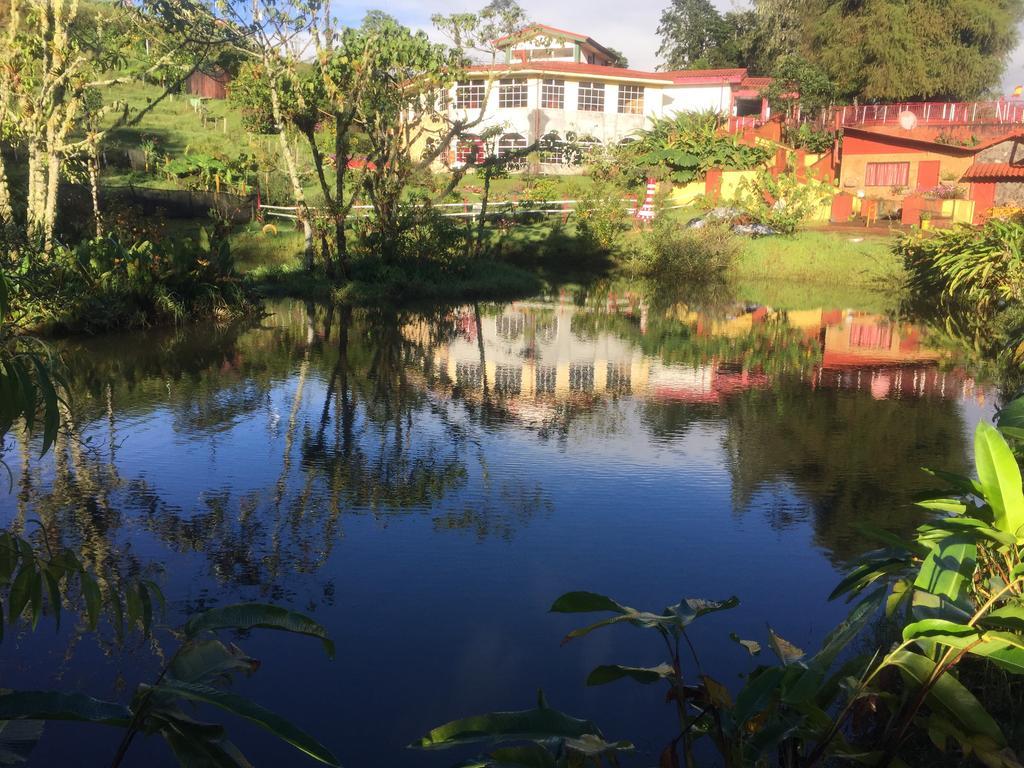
456, 79, 645, 114
453, 362, 631, 395
455, 132, 635, 166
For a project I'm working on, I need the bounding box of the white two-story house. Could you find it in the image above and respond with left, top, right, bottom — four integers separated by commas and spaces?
444, 23, 773, 173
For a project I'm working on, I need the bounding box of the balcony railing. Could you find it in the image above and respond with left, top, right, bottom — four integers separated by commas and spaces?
832, 100, 1024, 129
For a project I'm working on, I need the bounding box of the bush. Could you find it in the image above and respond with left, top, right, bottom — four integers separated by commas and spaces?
729, 170, 835, 234
574, 181, 630, 253
2, 227, 255, 334
626, 218, 739, 282
618, 111, 773, 186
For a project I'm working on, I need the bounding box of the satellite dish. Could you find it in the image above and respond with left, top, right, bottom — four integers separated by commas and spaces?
898, 110, 919, 130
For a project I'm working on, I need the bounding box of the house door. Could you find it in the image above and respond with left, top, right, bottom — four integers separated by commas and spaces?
971, 182, 997, 224
917, 160, 940, 191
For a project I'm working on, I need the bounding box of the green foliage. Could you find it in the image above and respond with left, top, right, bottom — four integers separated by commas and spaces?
0, 270, 67, 466
763, 54, 836, 118
621, 112, 773, 186
3, 229, 254, 334
626, 219, 739, 282
784, 123, 837, 153
415, 690, 632, 767
805, 0, 1024, 102
656, 0, 760, 69
728, 170, 834, 234
573, 182, 630, 253
0, 599, 340, 767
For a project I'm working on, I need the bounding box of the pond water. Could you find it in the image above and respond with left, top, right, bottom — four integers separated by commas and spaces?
0, 290, 999, 766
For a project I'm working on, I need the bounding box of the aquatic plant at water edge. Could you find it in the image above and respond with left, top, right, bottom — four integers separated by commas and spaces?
2, 227, 257, 333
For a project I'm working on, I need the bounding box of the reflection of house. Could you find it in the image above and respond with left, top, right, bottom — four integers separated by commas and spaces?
406, 299, 973, 423
445, 23, 773, 172
434, 305, 650, 400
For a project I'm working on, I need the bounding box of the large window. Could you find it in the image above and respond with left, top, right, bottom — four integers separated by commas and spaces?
577, 82, 605, 112
455, 80, 485, 110
499, 78, 527, 109
455, 135, 484, 165
497, 133, 528, 169
539, 132, 565, 165
864, 162, 910, 187
541, 79, 564, 110
617, 85, 644, 114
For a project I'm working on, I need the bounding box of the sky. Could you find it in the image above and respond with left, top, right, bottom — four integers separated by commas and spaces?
335, 0, 1024, 96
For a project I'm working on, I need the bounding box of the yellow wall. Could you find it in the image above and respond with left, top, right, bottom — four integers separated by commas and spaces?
839, 152, 974, 200
669, 180, 705, 207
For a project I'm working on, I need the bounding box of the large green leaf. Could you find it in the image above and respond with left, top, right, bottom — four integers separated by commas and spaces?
0, 692, 129, 726
0, 719, 42, 765
183, 604, 334, 659
667, 597, 740, 627
585, 664, 674, 686
903, 619, 1024, 674
152, 680, 340, 766
153, 709, 251, 768
913, 533, 976, 606
887, 649, 1006, 747
996, 395, 1024, 432
811, 591, 882, 671
974, 422, 1024, 538
549, 592, 626, 615
169, 640, 259, 684
415, 694, 600, 749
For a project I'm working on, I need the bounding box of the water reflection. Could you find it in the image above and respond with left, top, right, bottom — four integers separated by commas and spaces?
0, 289, 996, 767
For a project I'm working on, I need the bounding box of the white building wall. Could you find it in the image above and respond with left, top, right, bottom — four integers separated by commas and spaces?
444, 75, 741, 172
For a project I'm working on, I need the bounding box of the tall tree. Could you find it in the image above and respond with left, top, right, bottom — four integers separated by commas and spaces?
657, 0, 732, 70
806, 0, 1024, 101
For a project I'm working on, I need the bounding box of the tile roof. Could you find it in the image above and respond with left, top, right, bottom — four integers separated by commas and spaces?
962, 162, 1024, 179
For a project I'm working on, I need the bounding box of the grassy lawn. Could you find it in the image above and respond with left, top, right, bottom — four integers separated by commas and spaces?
731, 230, 905, 311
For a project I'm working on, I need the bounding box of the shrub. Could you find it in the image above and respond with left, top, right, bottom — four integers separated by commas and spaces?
729, 170, 835, 234
627, 218, 739, 282
618, 111, 773, 186
2, 226, 254, 334
574, 181, 630, 252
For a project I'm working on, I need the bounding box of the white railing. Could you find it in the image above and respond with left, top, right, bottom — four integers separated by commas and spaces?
832, 100, 1024, 128
258, 198, 692, 223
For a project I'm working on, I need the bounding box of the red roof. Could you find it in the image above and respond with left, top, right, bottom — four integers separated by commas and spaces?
740, 76, 772, 88
962, 162, 1024, 180
465, 61, 752, 86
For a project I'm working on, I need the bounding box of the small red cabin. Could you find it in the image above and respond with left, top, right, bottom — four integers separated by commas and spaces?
185, 69, 232, 100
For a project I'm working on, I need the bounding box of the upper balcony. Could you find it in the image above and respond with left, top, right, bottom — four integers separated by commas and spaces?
831, 100, 1024, 130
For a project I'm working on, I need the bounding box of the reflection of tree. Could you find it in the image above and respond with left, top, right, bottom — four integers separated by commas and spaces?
720, 382, 970, 564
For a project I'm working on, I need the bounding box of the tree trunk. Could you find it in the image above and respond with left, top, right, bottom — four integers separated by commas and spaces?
267, 68, 313, 270
88, 144, 102, 239
26, 142, 47, 241
334, 115, 349, 281
43, 148, 61, 251
0, 150, 13, 228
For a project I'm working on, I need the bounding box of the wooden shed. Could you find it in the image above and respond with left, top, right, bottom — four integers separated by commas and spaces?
185, 68, 232, 100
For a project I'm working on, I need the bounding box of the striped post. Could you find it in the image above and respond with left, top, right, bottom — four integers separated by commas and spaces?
635, 179, 658, 226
